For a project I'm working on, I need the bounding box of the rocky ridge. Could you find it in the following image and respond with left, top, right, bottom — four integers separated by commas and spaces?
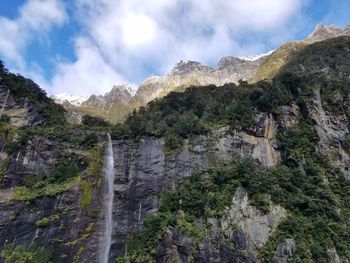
55, 24, 350, 124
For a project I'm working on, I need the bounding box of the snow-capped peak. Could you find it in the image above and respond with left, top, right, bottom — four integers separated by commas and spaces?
111, 84, 136, 96
238, 50, 275, 61
52, 93, 88, 106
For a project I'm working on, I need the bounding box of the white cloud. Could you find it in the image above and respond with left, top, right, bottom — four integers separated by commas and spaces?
0, 0, 67, 66
121, 14, 157, 46
46, 38, 129, 96
72, 0, 305, 83
1, 0, 307, 96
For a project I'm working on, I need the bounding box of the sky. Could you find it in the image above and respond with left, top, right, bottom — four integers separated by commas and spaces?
0, 0, 349, 96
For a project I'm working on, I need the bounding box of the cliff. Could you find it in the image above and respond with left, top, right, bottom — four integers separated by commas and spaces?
1, 35, 350, 263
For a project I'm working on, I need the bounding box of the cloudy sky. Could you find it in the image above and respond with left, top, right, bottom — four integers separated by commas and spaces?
0, 0, 349, 96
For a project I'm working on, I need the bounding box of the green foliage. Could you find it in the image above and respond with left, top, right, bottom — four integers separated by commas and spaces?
87, 148, 103, 178
13, 126, 99, 151
258, 120, 350, 261
112, 80, 293, 153
82, 115, 110, 127
13, 178, 77, 201
0, 245, 52, 263
0, 63, 66, 126
81, 182, 92, 212
0, 114, 10, 124
13, 159, 81, 201
120, 119, 350, 262
163, 129, 183, 154
36, 217, 50, 227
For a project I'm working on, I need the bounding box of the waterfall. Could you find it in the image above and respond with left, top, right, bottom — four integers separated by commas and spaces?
0, 89, 10, 119
99, 133, 115, 263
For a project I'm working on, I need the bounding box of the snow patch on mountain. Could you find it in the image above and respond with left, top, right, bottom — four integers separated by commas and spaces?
52, 93, 88, 106
238, 50, 275, 61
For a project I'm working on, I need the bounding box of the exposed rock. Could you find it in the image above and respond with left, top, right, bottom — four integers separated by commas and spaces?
274, 239, 296, 263
156, 229, 194, 263
307, 24, 350, 42
327, 248, 341, 263
252, 24, 350, 82
0, 88, 45, 127
195, 232, 256, 263
216, 114, 280, 167
308, 88, 350, 178
109, 117, 281, 260
56, 55, 269, 123
3, 137, 58, 188
219, 187, 286, 249
0, 186, 99, 263
133, 57, 267, 107
279, 104, 300, 128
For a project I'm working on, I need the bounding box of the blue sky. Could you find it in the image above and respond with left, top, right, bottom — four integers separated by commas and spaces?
0, 0, 349, 96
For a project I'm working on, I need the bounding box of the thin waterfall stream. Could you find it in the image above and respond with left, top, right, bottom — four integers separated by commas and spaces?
99, 133, 115, 263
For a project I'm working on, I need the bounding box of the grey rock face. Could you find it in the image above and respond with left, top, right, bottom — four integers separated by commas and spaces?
307, 24, 350, 42
109, 115, 281, 261
0, 88, 45, 127
133, 56, 267, 107
274, 239, 296, 263
0, 187, 96, 263
3, 136, 57, 188
0, 134, 103, 263
156, 229, 194, 263
220, 187, 286, 250
327, 249, 342, 263
308, 88, 350, 178
83, 84, 134, 109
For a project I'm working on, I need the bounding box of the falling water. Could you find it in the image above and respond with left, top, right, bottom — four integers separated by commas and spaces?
99, 133, 115, 263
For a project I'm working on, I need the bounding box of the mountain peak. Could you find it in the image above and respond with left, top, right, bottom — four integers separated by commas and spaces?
51, 93, 88, 106
308, 23, 350, 41
110, 84, 136, 96
170, 60, 213, 75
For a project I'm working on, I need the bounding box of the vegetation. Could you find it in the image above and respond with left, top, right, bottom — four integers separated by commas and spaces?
82, 115, 110, 127
36, 217, 50, 227
0, 245, 52, 263
120, 120, 350, 261
80, 147, 103, 214
0, 60, 66, 126
13, 159, 82, 201
117, 37, 350, 262
111, 79, 292, 153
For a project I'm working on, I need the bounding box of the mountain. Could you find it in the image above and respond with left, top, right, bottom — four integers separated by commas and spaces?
1, 28, 350, 263
132, 56, 266, 107
54, 53, 270, 124
252, 23, 350, 82
105, 36, 350, 262
53, 84, 136, 124
307, 23, 350, 42
51, 93, 88, 107
54, 24, 350, 125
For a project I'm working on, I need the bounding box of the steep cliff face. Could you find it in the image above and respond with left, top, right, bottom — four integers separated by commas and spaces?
0, 122, 110, 263
110, 37, 350, 263
1, 32, 350, 263
109, 116, 281, 261
0, 87, 46, 127
0, 63, 105, 263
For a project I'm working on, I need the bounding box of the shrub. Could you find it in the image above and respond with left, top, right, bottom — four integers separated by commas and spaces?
0, 245, 52, 263
82, 115, 110, 127
36, 217, 50, 227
